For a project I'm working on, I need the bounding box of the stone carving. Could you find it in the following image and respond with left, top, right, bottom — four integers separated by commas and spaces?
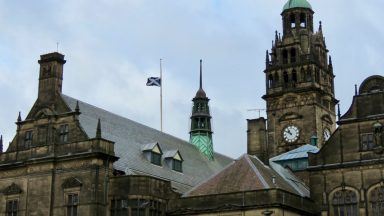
62, 177, 82, 189
3, 183, 22, 195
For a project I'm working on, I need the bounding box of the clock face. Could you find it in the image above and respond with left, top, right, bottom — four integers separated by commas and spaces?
323, 128, 331, 141
283, 125, 300, 143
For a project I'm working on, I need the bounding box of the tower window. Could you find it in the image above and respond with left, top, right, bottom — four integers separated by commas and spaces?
290, 14, 296, 28
300, 13, 307, 28
292, 70, 298, 83
290, 48, 297, 63
24, 130, 33, 148
283, 71, 289, 84
306, 69, 312, 82
282, 50, 288, 64
59, 124, 69, 143
268, 74, 274, 88
67, 194, 79, 216
6, 199, 18, 216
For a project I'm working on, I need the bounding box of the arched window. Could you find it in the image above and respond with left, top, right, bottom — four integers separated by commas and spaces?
290, 14, 296, 28
306, 69, 312, 82
268, 74, 274, 88
290, 48, 297, 63
370, 186, 384, 215
300, 13, 307, 28
301, 68, 306, 82
283, 71, 289, 86
282, 49, 288, 64
274, 73, 280, 87
332, 189, 358, 216
292, 70, 298, 83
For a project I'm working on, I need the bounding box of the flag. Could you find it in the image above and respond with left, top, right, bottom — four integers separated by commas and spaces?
146, 77, 161, 87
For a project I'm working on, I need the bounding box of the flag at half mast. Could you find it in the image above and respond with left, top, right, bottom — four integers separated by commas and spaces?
146, 77, 161, 87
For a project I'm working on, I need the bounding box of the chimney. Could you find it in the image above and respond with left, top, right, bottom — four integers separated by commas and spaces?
38, 52, 66, 103
247, 118, 268, 163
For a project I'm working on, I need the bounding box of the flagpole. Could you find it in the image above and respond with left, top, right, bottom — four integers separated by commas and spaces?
160, 59, 163, 132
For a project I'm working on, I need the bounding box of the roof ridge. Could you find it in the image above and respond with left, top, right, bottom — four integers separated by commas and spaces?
61, 94, 232, 159
244, 155, 270, 189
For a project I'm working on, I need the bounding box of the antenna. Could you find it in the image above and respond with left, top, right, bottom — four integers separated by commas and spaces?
247, 108, 266, 118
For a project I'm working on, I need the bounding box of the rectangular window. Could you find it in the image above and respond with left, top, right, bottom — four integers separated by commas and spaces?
6, 199, 18, 216
59, 124, 69, 143
24, 130, 33, 148
111, 199, 128, 216
173, 160, 183, 172
151, 153, 162, 166
362, 133, 375, 151
67, 194, 78, 216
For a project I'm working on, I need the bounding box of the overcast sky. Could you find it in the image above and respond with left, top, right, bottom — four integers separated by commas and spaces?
0, 0, 383, 158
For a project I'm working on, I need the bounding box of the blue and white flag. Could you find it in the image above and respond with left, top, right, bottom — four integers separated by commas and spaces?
146, 77, 161, 87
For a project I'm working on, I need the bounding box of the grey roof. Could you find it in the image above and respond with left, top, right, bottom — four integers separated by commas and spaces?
62, 94, 232, 193
270, 144, 319, 162
269, 161, 310, 197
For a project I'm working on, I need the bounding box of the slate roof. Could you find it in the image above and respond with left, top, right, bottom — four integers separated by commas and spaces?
184, 154, 308, 197
270, 144, 319, 162
62, 94, 232, 193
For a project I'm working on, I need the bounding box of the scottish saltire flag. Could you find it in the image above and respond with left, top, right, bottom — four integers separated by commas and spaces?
146, 77, 161, 87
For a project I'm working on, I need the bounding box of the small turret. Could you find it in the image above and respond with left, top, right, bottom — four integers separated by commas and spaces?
17, 112, 22, 122
96, 119, 102, 139
190, 60, 214, 160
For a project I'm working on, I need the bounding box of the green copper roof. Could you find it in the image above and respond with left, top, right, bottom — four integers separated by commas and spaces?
283, 0, 312, 11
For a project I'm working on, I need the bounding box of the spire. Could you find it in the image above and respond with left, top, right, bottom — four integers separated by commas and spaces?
337, 104, 341, 120
17, 112, 22, 122
266, 50, 270, 66
195, 60, 207, 98
319, 21, 323, 32
355, 84, 358, 96
199, 59, 203, 90
0, 135, 3, 153
96, 118, 102, 139
75, 100, 80, 113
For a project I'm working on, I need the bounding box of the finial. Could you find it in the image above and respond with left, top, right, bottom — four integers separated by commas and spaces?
17, 112, 22, 122
319, 21, 323, 32
355, 84, 358, 96
275, 30, 278, 42
266, 50, 270, 66
199, 59, 203, 89
337, 104, 341, 120
75, 100, 80, 113
0, 135, 3, 153
278, 33, 281, 40
96, 118, 102, 139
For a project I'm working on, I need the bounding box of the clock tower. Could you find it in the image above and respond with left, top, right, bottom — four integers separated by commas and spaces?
249, 0, 338, 159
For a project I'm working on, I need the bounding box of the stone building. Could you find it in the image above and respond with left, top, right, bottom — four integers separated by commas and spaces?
248, 0, 338, 163
0, 52, 232, 216
1, 0, 384, 216
308, 75, 384, 216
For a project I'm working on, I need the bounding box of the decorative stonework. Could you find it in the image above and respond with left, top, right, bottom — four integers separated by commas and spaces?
62, 177, 83, 189
2, 183, 22, 195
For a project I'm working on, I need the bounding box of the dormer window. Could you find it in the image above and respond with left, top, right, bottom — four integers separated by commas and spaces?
164, 150, 183, 172
151, 152, 162, 166
59, 124, 69, 143
142, 143, 163, 166
173, 159, 183, 172
24, 130, 33, 148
